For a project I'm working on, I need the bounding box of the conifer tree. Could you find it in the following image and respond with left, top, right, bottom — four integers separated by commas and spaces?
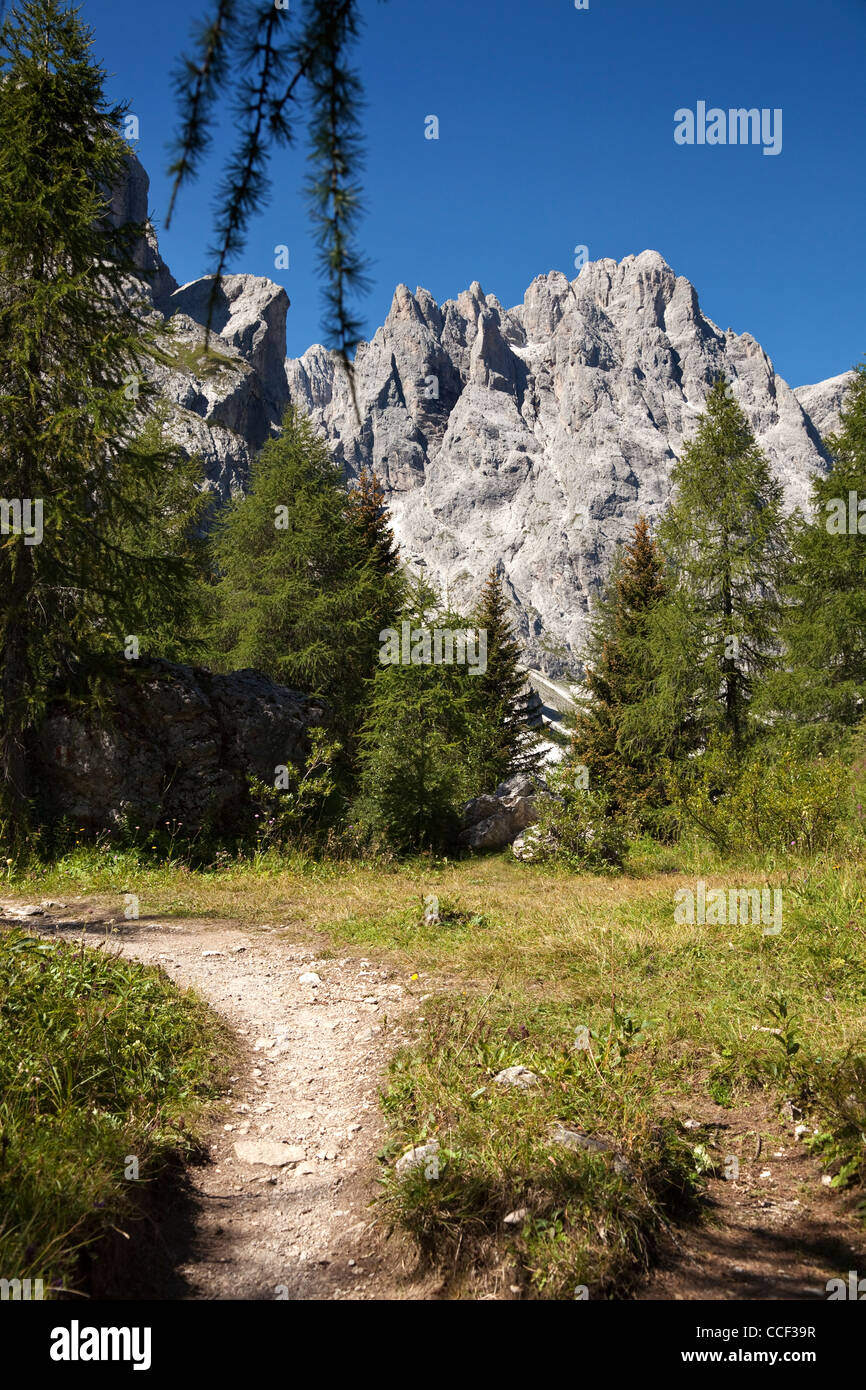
348, 466, 400, 576
168, 0, 367, 392
756, 364, 866, 742
467, 567, 542, 791
209, 407, 402, 741
113, 411, 211, 662
352, 574, 475, 851
0, 0, 197, 838
646, 378, 789, 752
571, 516, 668, 820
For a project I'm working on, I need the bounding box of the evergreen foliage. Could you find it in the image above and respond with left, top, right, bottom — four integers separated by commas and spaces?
467, 566, 542, 792
570, 516, 668, 824
756, 364, 866, 742
168, 0, 367, 390
348, 466, 400, 576
0, 0, 199, 836
209, 406, 402, 741
647, 377, 789, 753
352, 575, 478, 852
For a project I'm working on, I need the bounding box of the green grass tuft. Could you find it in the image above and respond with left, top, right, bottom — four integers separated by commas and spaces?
0, 929, 232, 1295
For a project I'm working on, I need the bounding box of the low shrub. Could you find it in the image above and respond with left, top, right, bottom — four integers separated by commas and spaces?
524, 767, 628, 871
668, 739, 849, 857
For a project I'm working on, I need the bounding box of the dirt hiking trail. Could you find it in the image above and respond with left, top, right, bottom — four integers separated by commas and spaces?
5, 897, 865, 1301
23, 902, 437, 1300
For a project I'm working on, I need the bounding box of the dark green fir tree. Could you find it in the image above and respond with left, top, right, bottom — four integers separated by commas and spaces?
571, 516, 669, 822
756, 364, 866, 745
209, 407, 402, 742
352, 574, 475, 852
467, 566, 542, 791
348, 466, 401, 577
646, 377, 789, 754
0, 0, 199, 841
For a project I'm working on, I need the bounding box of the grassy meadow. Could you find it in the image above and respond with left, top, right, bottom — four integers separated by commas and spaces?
5, 835, 864, 1297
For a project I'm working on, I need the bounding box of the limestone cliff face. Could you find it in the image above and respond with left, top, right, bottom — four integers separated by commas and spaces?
119, 153, 291, 505
118, 154, 850, 674
37, 660, 325, 833
285, 252, 842, 672
794, 372, 856, 441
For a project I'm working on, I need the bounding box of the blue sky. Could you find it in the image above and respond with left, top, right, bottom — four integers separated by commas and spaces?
78, 0, 865, 387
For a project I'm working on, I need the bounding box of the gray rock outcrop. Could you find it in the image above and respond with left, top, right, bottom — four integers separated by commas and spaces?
793, 371, 856, 442
114, 152, 291, 504
166, 273, 290, 426
112, 155, 854, 675
459, 772, 540, 850
36, 659, 326, 833
286, 253, 849, 674
107, 150, 178, 309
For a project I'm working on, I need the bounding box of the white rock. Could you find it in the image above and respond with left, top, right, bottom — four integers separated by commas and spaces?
285, 252, 843, 675
114, 160, 853, 682
502, 1208, 528, 1226
793, 372, 855, 439
493, 1065, 540, 1089
298, 972, 322, 986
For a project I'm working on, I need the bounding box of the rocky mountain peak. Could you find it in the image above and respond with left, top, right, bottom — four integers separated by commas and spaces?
109, 154, 851, 676
286, 253, 848, 674
112, 152, 291, 497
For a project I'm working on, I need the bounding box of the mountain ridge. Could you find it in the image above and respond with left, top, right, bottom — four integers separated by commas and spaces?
284, 251, 852, 672
120, 155, 853, 675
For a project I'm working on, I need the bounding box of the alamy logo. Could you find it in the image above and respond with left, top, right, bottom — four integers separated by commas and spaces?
826, 1271, 866, 1299
825, 492, 866, 534
674, 103, 782, 156
50, 1320, 152, 1371
0, 497, 43, 545
1, 1277, 44, 1300
674, 880, 782, 935
379, 622, 487, 675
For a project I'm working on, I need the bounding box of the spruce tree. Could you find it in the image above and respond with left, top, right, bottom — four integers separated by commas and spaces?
352, 574, 475, 851
467, 566, 542, 791
348, 466, 400, 576
0, 0, 197, 838
756, 364, 866, 743
571, 516, 669, 821
647, 378, 789, 752
209, 407, 402, 741
113, 410, 211, 662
